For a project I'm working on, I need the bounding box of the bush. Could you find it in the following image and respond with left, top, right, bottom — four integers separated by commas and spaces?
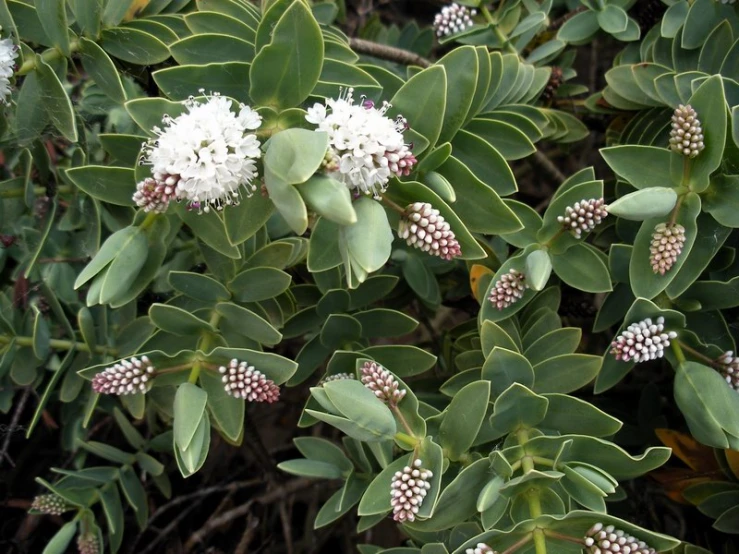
0, 1, 737, 553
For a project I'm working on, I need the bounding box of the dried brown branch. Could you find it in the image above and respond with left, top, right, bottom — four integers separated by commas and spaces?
0, 387, 31, 468
349, 37, 432, 68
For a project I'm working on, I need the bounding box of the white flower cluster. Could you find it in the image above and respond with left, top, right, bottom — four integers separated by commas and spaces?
306, 88, 416, 198
0, 27, 18, 105
219, 359, 280, 402
399, 202, 462, 260
717, 351, 739, 392
390, 459, 433, 522
433, 3, 478, 37
360, 360, 406, 406
585, 523, 655, 554
139, 91, 262, 213
92, 356, 154, 395
558, 198, 608, 238
610, 316, 677, 363
465, 544, 497, 554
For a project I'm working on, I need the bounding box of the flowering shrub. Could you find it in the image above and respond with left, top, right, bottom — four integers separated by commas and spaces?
0, 0, 738, 553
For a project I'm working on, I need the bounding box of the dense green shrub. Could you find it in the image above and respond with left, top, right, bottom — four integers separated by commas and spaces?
0, 1, 737, 553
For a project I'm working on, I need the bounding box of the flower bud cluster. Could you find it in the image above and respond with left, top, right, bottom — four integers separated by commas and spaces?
31, 494, 69, 515
319, 372, 356, 385
360, 361, 406, 405
584, 523, 656, 554
132, 174, 179, 214
649, 223, 685, 275
390, 459, 433, 523
488, 269, 527, 310
0, 28, 18, 105
558, 198, 608, 238
610, 317, 677, 363
398, 202, 462, 260
717, 351, 739, 392
77, 534, 100, 554
92, 356, 154, 395
433, 3, 477, 37
219, 359, 280, 402
668, 104, 704, 158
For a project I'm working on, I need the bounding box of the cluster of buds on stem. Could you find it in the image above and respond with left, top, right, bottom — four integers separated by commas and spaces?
398, 202, 462, 260
433, 3, 477, 37
668, 104, 704, 158
716, 351, 739, 392
31, 494, 69, 515
360, 361, 406, 406
219, 359, 280, 402
584, 523, 656, 554
649, 223, 685, 275
132, 173, 179, 214
488, 269, 528, 310
92, 356, 154, 395
319, 372, 356, 385
77, 533, 100, 554
465, 544, 497, 554
558, 198, 608, 238
390, 459, 433, 522
610, 317, 677, 363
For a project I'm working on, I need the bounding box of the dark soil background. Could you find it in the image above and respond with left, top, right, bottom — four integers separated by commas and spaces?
1, 1, 736, 553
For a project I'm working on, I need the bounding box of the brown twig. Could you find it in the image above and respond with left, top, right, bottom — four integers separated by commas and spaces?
0, 387, 31, 468
349, 37, 432, 68
184, 478, 314, 550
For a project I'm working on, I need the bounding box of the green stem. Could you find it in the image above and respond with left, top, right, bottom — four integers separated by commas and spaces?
500, 534, 533, 554
17, 41, 80, 76
671, 341, 686, 366
394, 431, 420, 449
516, 427, 546, 552
0, 185, 73, 199
391, 404, 415, 437
189, 312, 222, 384
543, 530, 586, 547
0, 334, 116, 356
668, 194, 685, 227
532, 529, 547, 554
380, 195, 406, 215
480, 5, 496, 24
677, 341, 718, 367
139, 211, 160, 231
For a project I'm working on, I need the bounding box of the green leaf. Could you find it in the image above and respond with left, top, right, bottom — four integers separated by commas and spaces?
74, 226, 140, 289
437, 156, 522, 234
185, 11, 256, 39
464, 119, 536, 160
557, 10, 599, 43
173, 382, 208, 451
451, 131, 517, 196
308, 217, 342, 272
703, 174, 739, 227
199, 368, 243, 443
437, 46, 478, 143
170, 33, 254, 64
533, 353, 602, 393
674, 362, 739, 448
264, 129, 329, 185
525, 249, 552, 292
358, 454, 411, 516
65, 166, 135, 206
387, 65, 447, 154
70, 0, 103, 38
342, 197, 393, 274
297, 175, 356, 226
100, 27, 170, 65
216, 302, 282, 345
36, 59, 77, 142
153, 63, 251, 102
551, 243, 612, 293
31, 309, 49, 359
629, 192, 701, 299
320, 314, 362, 349
263, 166, 308, 234
482, 347, 534, 397
42, 521, 77, 554
439, 381, 490, 461
480, 321, 519, 356
294, 436, 353, 472
600, 146, 676, 190
249, 1, 323, 109
150, 304, 213, 336
99, 227, 149, 305
119, 467, 148, 529
278, 459, 345, 479
79, 38, 126, 103
361, 345, 436, 377
685, 76, 727, 192
169, 271, 231, 303
229, 267, 292, 302
597, 4, 628, 33
14, 70, 49, 144
174, 410, 210, 476
35, 0, 70, 56
113, 408, 146, 450
354, 309, 418, 338
540, 394, 622, 437
223, 192, 274, 245
177, 207, 241, 259
607, 187, 678, 221
524, 328, 581, 366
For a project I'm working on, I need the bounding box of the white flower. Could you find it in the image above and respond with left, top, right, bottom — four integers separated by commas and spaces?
433, 3, 477, 37
141, 91, 262, 213
0, 28, 18, 105
305, 88, 416, 198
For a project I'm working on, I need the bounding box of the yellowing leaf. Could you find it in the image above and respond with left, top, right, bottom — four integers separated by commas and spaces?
655, 428, 721, 473
469, 264, 493, 301
124, 0, 151, 21
725, 449, 739, 481
649, 468, 713, 504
